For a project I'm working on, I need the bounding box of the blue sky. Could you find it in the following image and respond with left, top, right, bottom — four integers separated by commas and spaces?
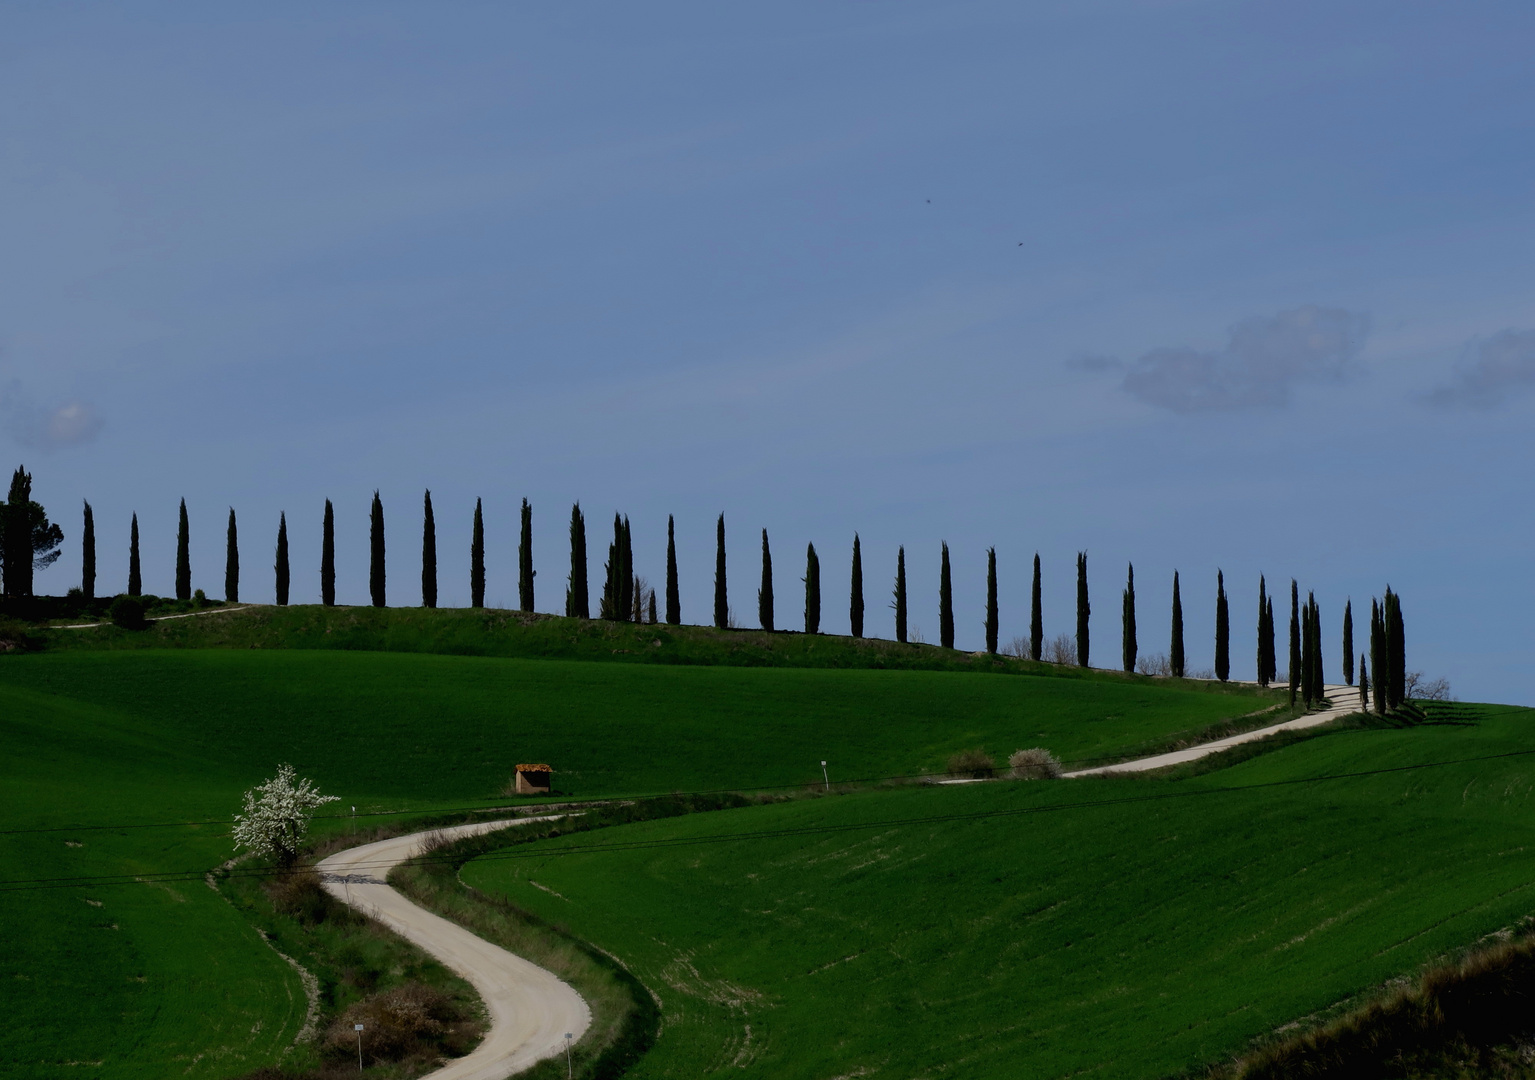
4, 3, 1534, 701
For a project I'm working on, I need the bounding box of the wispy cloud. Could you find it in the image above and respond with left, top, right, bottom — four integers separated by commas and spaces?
0, 382, 105, 449
1424, 329, 1535, 409
1073, 306, 1370, 413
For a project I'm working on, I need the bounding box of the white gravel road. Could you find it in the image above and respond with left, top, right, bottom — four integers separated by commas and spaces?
316, 818, 590, 1080
1063, 684, 1363, 777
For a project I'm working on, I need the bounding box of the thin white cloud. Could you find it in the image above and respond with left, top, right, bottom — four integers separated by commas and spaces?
1425, 329, 1535, 408
0, 382, 105, 448
1077, 306, 1370, 413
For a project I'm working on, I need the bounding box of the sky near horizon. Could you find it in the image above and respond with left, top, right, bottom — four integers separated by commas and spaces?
4, 3, 1534, 702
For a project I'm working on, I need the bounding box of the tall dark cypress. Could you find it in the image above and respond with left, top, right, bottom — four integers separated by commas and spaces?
758, 529, 775, 631
648, 592, 657, 625
421, 490, 437, 609
564, 503, 584, 617
1170, 571, 1185, 678
369, 491, 385, 608
321, 499, 336, 606
225, 508, 239, 604
1214, 570, 1229, 682
664, 514, 679, 625
1300, 599, 1314, 706
849, 534, 864, 639
1381, 598, 1393, 717
128, 513, 142, 596
601, 514, 621, 620
1030, 553, 1043, 661
175, 499, 191, 601
1288, 580, 1301, 707
471, 498, 486, 609
939, 542, 955, 649
620, 516, 633, 619
1265, 597, 1275, 685
804, 542, 821, 635
1075, 552, 1090, 668
1309, 594, 1324, 696
518, 499, 534, 613
1358, 655, 1370, 710
1122, 563, 1137, 673
275, 512, 290, 606
984, 547, 998, 655
713, 514, 728, 629
1386, 588, 1406, 708
82, 501, 96, 600
894, 546, 908, 643
1342, 600, 1354, 686
1256, 576, 1269, 686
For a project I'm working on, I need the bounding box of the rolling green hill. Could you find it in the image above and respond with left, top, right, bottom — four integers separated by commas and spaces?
459, 703, 1535, 1079
0, 644, 1269, 1078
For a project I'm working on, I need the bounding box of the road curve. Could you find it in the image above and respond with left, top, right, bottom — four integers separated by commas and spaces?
316, 818, 591, 1079
1063, 684, 1363, 777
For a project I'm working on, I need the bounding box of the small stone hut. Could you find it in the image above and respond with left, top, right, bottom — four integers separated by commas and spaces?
514, 763, 552, 795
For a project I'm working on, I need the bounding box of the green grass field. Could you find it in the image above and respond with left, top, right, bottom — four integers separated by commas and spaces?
0, 645, 1267, 1078
459, 703, 1535, 1079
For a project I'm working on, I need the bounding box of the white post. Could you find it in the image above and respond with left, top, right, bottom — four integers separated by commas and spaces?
355, 1023, 364, 1071
821, 760, 829, 792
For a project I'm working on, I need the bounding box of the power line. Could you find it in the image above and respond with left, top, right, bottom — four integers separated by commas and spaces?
5, 746, 1534, 894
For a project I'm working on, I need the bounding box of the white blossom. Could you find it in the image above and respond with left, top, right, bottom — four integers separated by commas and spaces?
231, 763, 340, 865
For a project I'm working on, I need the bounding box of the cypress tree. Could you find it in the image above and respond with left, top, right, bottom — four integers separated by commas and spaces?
939, 542, 954, 649
518, 499, 534, 613
275, 512, 290, 606
1265, 597, 1275, 685
421, 491, 437, 609
620, 516, 633, 619
369, 491, 385, 608
648, 591, 657, 624
804, 542, 821, 635
1030, 553, 1043, 661
321, 500, 336, 606
1170, 571, 1185, 678
128, 513, 142, 596
1310, 594, 1324, 697
758, 529, 774, 631
1370, 598, 1385, 715
632, 571, 644, 623
1075, 552, 1090, 667
471, 498, 487, 609
984, 547, 998, 655
1288, 580, 1301, 708
1122, 562, 1137, 673
225, 508, 239, 604
664, 514, 679, 625
1342, 600, 1354, 686
713, 514, 728, 629
894, 546, 908, 643
1256, 576, 1269, 686
175, 498, 191, 601
849, 534, 864, 639
1386, 588, 1406, 708
1300, 599, 1314, 706
600, 514, 620, 620
564, 503, 584, 617
1214, 570, 1229, 682
82, 501, 96, 600
1359, 655, 1370, 711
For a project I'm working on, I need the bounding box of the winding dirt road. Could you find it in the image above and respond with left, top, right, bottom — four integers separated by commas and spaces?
316, 818, 590, 1080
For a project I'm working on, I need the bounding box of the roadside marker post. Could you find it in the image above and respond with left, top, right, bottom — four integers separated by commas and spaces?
355, 1023, 364, 1071
565, 1032, 574, 1077
821, 761, 829, 792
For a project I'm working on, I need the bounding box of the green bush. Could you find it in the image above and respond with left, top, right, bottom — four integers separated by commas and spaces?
108, 595, 148, 630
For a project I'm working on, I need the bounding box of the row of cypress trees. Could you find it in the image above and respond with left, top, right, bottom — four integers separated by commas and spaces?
72, 494, 1406, 693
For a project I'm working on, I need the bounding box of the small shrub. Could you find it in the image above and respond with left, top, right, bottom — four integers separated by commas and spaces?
264, 868, 333, 926
193, 588, 208, 609
1043, 633, 1074, 665
322, 983, 482, 1066
1136, 652, 1171, 676
1008, 748, 1063, 780
108, 595, 148, 630
946, 749, 996, 779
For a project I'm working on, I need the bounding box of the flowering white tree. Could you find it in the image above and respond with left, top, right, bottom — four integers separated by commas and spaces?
232, 763, 339, 866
